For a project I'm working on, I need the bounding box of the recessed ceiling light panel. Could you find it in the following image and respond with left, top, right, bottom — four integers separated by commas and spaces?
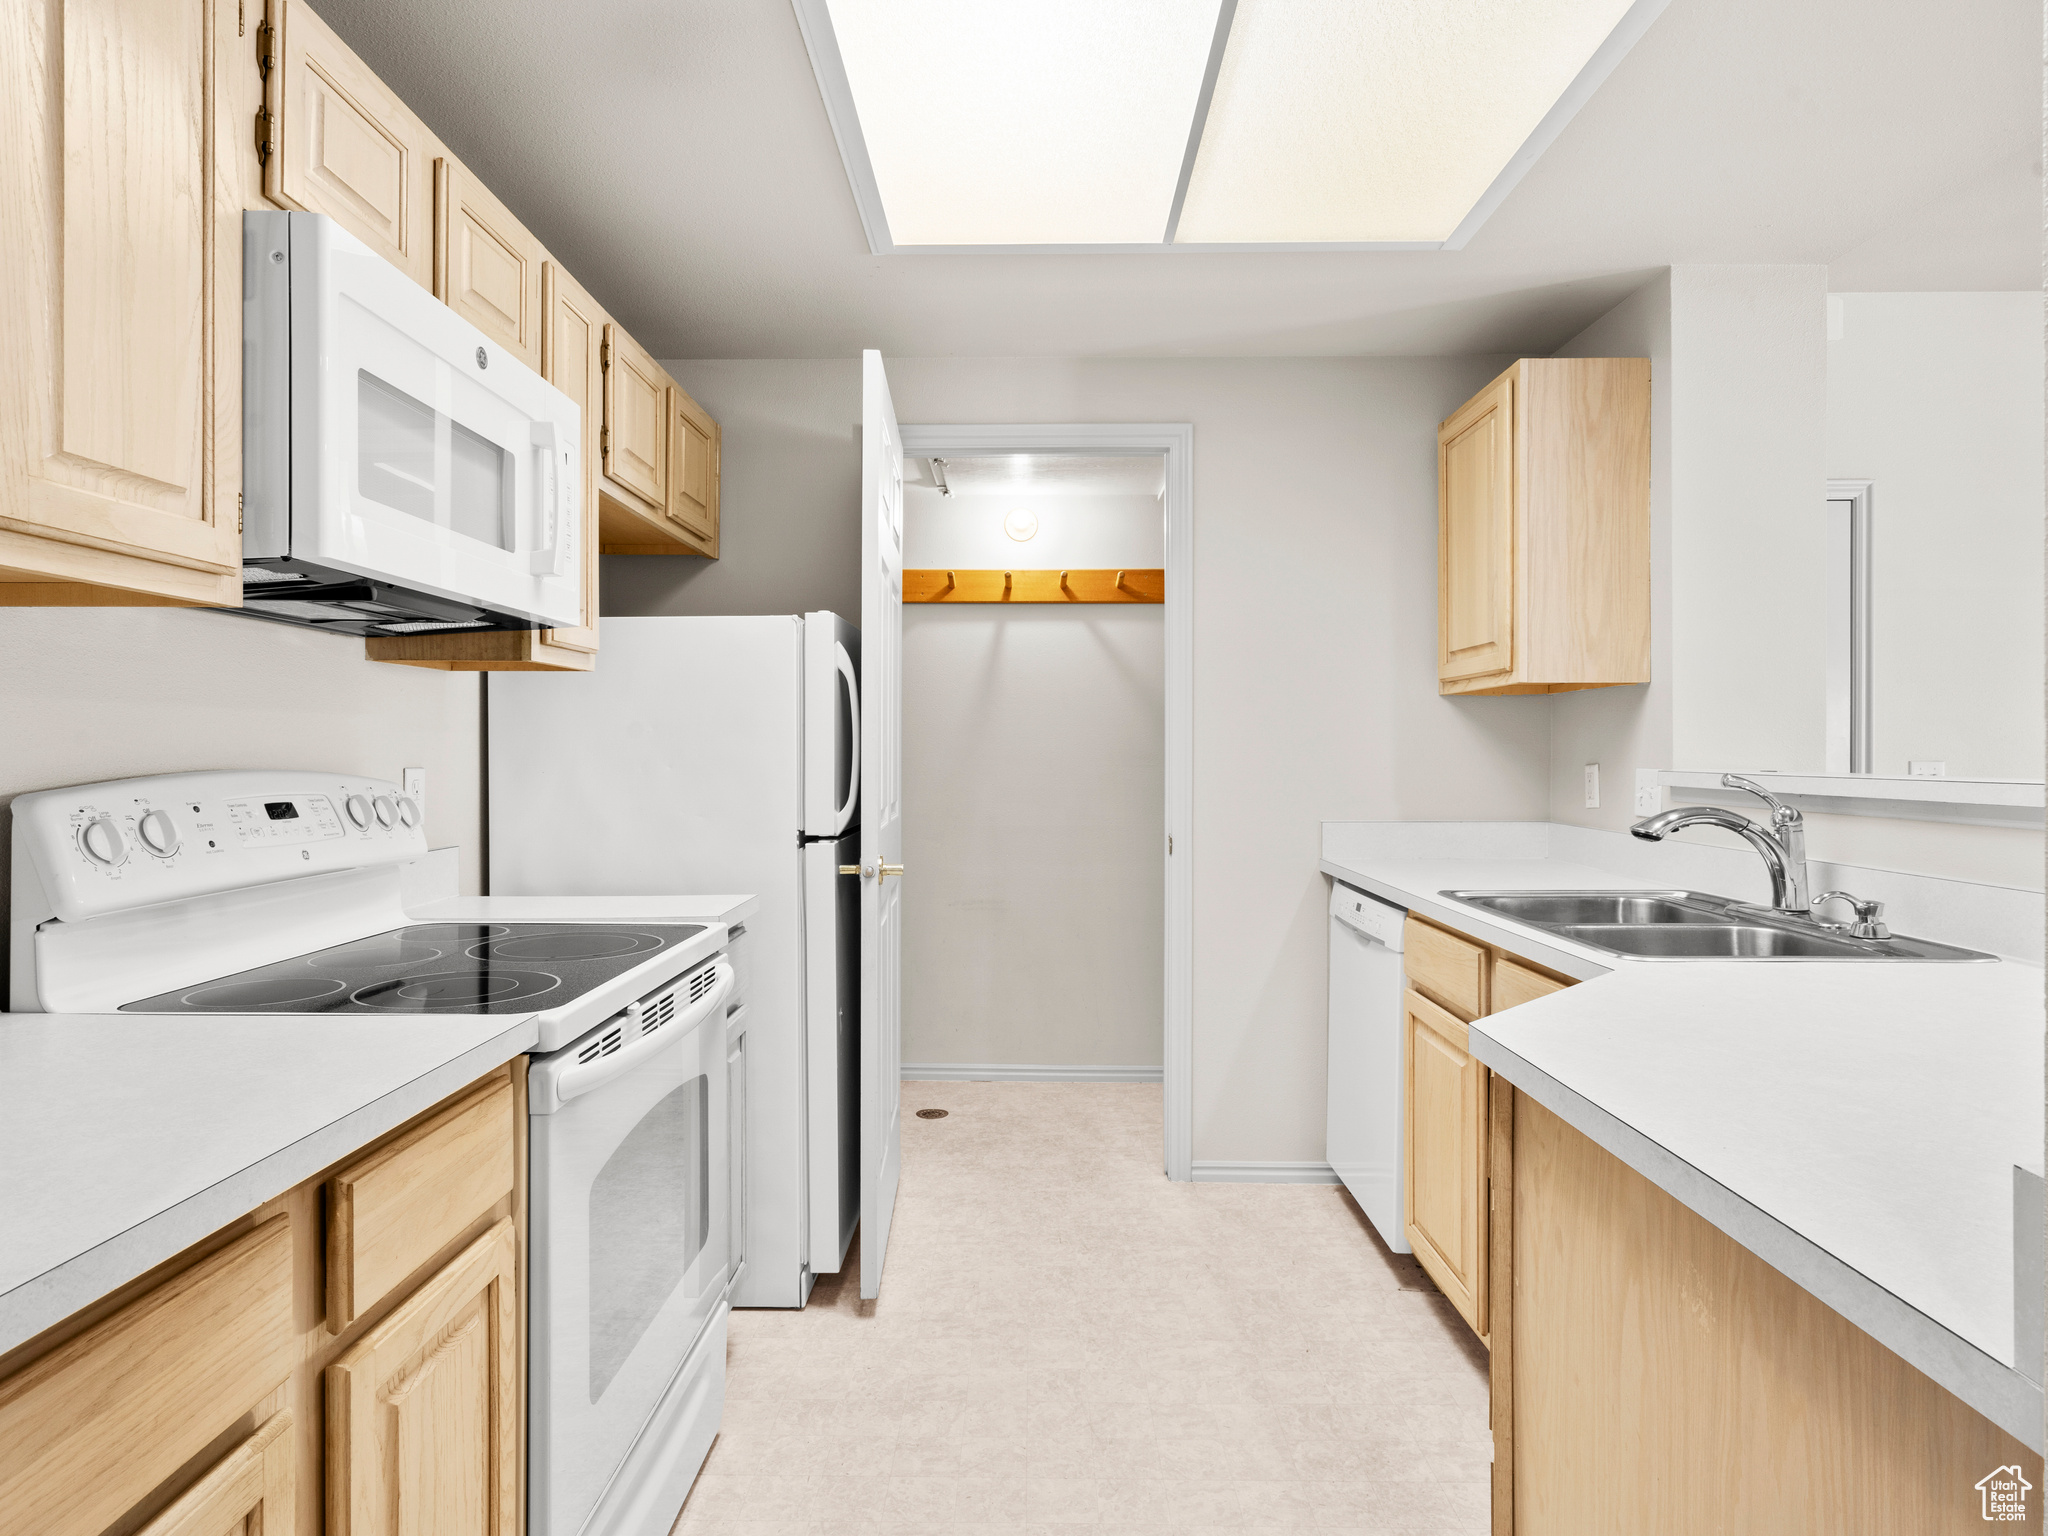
1175, 0, 1644, 244
825, 0, 1224, 245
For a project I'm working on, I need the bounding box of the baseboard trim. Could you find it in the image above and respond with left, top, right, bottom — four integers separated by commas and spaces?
1191, 1160, 1342, 1184
901, 1062, 1165, 1084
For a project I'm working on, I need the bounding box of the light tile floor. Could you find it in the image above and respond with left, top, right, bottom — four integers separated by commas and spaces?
674, 1081, 1491, 1535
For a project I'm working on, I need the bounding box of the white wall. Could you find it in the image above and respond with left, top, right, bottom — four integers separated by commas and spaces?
619, 356, 1553, 1163
1826, 291, 2045, 780
902, 490, 1165, 568
1668, 265, 1832, 771
900, 484, 1168, 1070
1548, 270, 2043, 890
0, 609, 483, 998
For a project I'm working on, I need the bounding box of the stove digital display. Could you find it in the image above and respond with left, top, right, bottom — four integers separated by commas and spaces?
263, 801, 299, 820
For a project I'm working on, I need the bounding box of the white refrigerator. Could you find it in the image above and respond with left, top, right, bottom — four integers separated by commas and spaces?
488, 613, 862, 1308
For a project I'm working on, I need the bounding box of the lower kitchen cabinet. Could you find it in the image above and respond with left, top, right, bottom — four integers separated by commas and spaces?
1402, 919, 1576, 1349
1403, 985, 1488, 1335
0, 1061, 526, 1536
1498, 1091, 2041, 1534
137, 1412, 296, 1536
327, 1219, 520, 1536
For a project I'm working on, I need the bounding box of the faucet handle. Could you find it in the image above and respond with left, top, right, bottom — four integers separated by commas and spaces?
1811, 891, 1890, 940
1722, 773, 1801, 827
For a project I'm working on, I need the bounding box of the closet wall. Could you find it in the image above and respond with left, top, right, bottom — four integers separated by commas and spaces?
900, 487, 1166, 1073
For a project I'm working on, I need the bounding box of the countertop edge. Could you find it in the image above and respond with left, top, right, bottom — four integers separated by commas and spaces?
1471, 1027, 2045, 1453
0, 1014, 541, 1358
1319, 858, 1615, 982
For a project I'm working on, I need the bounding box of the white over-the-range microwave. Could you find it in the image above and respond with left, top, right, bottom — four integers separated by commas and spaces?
235, 209, 583, 637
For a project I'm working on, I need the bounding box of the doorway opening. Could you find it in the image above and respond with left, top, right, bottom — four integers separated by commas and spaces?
896, 425, 1193, 1180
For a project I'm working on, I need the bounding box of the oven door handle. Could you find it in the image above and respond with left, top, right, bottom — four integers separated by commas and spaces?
540, 960, 735, 1112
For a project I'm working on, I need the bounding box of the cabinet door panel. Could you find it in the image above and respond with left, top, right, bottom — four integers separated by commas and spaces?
0, 1217, 293, 1536
602, 324, 667, 514
1404, 988, 1486, 1336
270, 0, 433, 287
667, 385, 718, 547
1439, 372, 1514, 683
0, 0, 240, 600
326, 1218, 518, 1536
435, 159, 542, 371
135, 1412, 295, 1536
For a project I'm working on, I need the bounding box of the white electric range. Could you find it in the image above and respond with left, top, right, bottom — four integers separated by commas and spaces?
8, 769, 739, 1536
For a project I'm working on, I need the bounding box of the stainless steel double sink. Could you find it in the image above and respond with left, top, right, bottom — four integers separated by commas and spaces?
1438, 890, 1994, 962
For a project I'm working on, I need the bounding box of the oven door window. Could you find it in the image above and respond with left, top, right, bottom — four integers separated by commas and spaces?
357, 370, 514, 551
585, 1073, 708, 1402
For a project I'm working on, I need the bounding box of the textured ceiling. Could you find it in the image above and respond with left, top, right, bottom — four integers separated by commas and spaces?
311, 0, 2041, 359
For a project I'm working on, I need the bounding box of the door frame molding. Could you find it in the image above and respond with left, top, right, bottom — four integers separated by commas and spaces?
898, 422, 1195, 1182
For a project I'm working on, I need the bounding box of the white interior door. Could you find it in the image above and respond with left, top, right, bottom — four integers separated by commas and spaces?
858, 350, 905, 1300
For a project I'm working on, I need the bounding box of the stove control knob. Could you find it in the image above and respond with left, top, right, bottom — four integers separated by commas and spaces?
395, 795, 420, 828
344, 794, 372, 828
372, 795, 397, 828
79, 814, 126, 867
137, 808, 181, 857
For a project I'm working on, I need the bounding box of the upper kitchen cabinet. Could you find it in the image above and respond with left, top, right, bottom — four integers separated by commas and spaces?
600, 323, 670, 516
263, 0, 436, 289
664, 383, 720, 557
0, 0, 245, 607
434, 156, 544, 372
593, 329, 722, 558
1437, 357, 1650, 696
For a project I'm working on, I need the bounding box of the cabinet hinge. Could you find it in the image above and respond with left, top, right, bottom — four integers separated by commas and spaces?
254, 105, 275, 166
599, 339, 610, 371
256, 17, 275, 78
599, 426, 610, 458
237, 491, 244, 534
237, 0, 245, 36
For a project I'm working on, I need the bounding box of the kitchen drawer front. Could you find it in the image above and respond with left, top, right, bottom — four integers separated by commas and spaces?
326, 1072, 515, 1330
1405, 915, 1487, 1019
134, 1412, 294, 1536
0, 1216, 294, 1536
1493, 955, 1569, 1012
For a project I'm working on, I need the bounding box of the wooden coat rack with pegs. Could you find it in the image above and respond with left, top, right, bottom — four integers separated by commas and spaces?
904, 569, 1164, 604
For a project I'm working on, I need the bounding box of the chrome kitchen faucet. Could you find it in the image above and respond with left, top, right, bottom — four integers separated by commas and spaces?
1630, 773, 1811, 917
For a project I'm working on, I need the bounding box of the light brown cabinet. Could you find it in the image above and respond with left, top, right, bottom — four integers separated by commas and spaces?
434, 156, 544, 371
1401, 916, 1574, 1347
326, 1219, 520, 1536
1404, 985, 1488, 1335
601, 323, 670, 517
264, 0, 436, 290
1438, 357, 1650, 696
0, 1062, 525, 1536
0, 0, 245, 608
666, 383, 721, 556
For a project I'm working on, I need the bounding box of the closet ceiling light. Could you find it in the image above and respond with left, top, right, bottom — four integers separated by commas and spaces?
800, 0, 1671, 252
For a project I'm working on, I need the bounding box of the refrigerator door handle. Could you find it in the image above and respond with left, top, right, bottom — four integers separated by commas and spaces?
833, 640, 861, 834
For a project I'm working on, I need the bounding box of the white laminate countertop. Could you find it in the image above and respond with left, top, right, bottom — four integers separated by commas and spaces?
0, 889, 761, 1358
0, 1010, 539, 1355
1321, 828, 2046, 1451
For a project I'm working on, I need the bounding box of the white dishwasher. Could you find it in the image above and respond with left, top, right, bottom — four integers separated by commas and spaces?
1326, 881, 1410, 1253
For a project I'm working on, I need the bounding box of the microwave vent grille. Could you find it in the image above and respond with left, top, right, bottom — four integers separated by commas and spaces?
376, 620, 496, 633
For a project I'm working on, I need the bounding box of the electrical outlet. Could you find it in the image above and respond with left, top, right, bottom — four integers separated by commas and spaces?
402, 767, 426, 823
1634, 769, 1662, 816
1583, 764, 1600, 809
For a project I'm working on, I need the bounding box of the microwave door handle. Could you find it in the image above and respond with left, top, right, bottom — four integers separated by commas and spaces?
528, 421, 570, 578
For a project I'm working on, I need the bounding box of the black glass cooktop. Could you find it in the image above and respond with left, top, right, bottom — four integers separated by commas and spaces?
121, 923, 707, 1015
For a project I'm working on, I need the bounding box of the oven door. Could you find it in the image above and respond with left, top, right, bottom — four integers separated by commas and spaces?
282, 211, 582, 626
529, 959, 732, 1536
